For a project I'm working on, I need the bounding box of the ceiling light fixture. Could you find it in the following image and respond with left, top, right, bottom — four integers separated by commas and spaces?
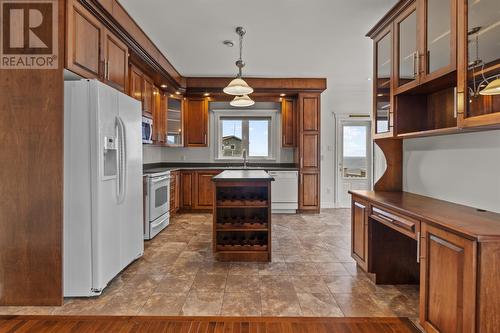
160, 84, 167, 89
479, 77, 500, 96
223, 27, 254, 102
230, 94, 255, 107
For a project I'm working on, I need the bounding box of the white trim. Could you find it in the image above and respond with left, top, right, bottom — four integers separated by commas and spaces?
212, 109, 279, 162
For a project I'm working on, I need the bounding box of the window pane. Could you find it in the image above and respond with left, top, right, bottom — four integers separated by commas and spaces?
221, 119, 243, 157
249, 120, 269, 157
343, 125, 367, 179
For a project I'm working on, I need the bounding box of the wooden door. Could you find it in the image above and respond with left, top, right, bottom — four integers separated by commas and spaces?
103, 30, 128, 92
373, 26, 393, 138
181, 171, 194, 208
185, 98, 208, 147
129, 65, 143, 103
419, 223, 476, 333
299, 172, 319, 210
301, 133, 319, 169
195, 171, 221, 209
351, 199, 369, 271
281, 98, 296, 147
142, 76, 154, 116
174, 171, 181, 211
66, 0, 103, 79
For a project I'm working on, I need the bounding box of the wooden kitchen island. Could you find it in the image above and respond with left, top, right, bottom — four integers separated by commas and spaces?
212, 170, 274, 262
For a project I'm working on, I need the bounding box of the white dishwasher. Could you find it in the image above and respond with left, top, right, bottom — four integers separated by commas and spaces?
268, 171, 298, 213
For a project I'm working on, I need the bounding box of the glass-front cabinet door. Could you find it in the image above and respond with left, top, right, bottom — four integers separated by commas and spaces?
422, 0, 456, 78
374, 28, 392, 135
464, 0, 500, 122
396, 4, 419, 91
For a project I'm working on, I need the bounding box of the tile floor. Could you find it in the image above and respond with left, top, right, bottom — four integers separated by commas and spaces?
0, 209, 419, 317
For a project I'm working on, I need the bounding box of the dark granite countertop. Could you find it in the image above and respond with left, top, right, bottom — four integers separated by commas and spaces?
212, 170, 274, 182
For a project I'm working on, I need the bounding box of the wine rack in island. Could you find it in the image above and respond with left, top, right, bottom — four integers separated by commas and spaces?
212, 170, 274, 262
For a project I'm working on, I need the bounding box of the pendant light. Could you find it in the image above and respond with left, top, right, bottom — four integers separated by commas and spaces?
230, 94, 255, 107
223, 27, 254, 99
479, 77, 500, 96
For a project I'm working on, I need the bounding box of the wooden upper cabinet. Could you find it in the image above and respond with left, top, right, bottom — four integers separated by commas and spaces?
301, 96, 320, 132
185, 98, 209, 147
395, 3, 419, 92
373, 26, 393, 138
166, 97, 184, 147
103, 31, 128, 92
460, 0, 500, 128
152, 87, 164, 144
142, 76, 154, 116
281, 98, 296, 147
351, 199, 369, 271
420, 0, 456, 80
96, 0, 113, 13
419, 222, 476, 333
129, 65, 143, 102
66, 0, 103, 79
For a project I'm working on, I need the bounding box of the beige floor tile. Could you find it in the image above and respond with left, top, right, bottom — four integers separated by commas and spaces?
290, 275, 331, 293
155, 273, 196, 294
139, 293, 187, 315
323, 275, 377, 294
296, 293, 344, 317
259, 276, 296, 295
192, 273, 227, 291
333, 293, 395, 317
261, 293, 302, 316
258, 262, 289, 276
181, 291, 223, 316
315, 262, 351, 276
286, 262, 319, 275
228, 262, 260, 275
225, 275, 261, 292
197, 261, 230, 275
221, 292, 261, 316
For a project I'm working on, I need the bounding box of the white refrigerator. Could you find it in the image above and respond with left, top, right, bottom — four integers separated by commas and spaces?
64, 79, 144, 297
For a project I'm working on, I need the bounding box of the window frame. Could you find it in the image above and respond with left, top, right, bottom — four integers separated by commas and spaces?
213, 109, 278, 161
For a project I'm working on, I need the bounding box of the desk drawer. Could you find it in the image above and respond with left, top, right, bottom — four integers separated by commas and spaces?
370, 206, 420, 239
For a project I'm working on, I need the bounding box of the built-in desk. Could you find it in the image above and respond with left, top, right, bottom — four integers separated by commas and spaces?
349, 190, 500, 333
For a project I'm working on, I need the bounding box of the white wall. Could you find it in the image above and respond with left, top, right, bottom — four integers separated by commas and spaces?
403, 130, 500, 213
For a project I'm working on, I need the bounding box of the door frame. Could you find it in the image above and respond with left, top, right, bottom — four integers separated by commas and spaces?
335, 114, 372, 208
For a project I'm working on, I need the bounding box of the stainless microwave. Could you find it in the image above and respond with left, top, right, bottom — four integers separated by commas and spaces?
142, 116, 153, 144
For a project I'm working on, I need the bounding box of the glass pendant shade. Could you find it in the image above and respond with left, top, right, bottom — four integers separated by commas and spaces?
479, 78, 500, 96
223, 78, 254, 95
230, 94, 255, 107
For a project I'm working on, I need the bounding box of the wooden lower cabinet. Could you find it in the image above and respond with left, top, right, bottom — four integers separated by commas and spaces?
194, 171, 221, 209
299, 172, 319, 212
169, 171, 180, 216
351, 199, 369, 271
180, 171, 194, 209
419, 223, 476, 333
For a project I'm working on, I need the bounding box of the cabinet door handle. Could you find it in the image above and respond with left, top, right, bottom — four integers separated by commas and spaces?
453, 87, 458, 119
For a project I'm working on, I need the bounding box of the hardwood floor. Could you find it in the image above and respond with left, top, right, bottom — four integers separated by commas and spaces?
0, 316, 420, 333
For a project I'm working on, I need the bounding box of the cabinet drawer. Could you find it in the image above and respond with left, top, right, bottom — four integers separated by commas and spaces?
370, 205, 420, 239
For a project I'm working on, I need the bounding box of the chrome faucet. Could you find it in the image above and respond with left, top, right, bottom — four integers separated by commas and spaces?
242, 149, 247, 169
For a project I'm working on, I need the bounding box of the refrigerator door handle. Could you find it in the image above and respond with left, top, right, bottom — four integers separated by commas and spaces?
116, 116, 127, 204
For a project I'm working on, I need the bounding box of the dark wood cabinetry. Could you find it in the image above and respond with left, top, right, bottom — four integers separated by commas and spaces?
195, 170, 221, 209
184, 98, 209, 147
368, 0, 500, 139
128, 64, 156, 116
351, 199, 369, 271
350, 191, 500, 333
66, 0, 103, 79
66, 0, 128, 92
170, 171, 180, 216
181, 171, 194, 209
419, 223, 475, 333
281, 98, 296, 147
298, 93, 321, 213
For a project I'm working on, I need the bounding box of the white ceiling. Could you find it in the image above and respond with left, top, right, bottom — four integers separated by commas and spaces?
120, 0, 396, 89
